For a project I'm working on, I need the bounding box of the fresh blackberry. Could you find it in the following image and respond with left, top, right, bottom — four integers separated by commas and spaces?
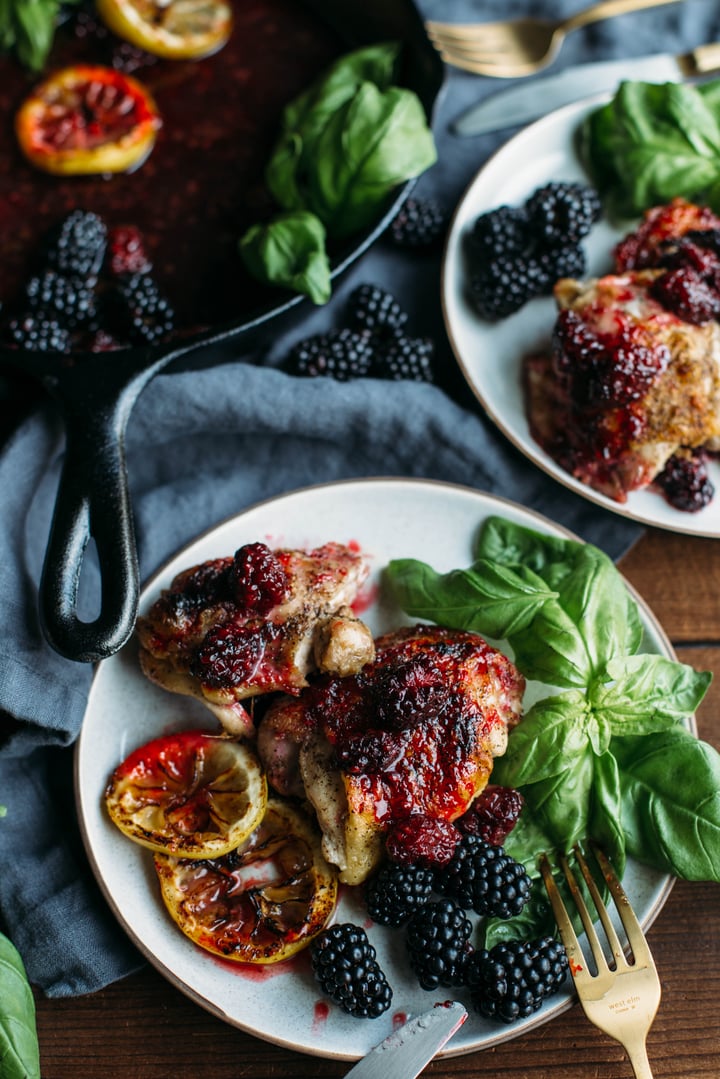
405, 899, 473, 991
525, 182, 601, 247
390, 196, 447, 249
373, 334, 434, 382
465, 937, 568, 1024
347, 283, 408, 337
6, 313, 70, 352
115, 272, 175, 344
25, 270, 97, 330
437, 836, 531, 918
656, 450, 715, 512
469, 205, 529, 261
310, 924, 393, 1018
469, 256, 550, 320
364, 863, 435, 927
288, 328, 374, 380
45, 210, 108, 283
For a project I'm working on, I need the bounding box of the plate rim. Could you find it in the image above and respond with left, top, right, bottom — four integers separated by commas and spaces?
440, 94, 720, 540
74, 475, 682, 1060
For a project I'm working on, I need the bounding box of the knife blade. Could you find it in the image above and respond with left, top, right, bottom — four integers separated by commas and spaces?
452, 43, 720, 136
344, 1001, 468, 1079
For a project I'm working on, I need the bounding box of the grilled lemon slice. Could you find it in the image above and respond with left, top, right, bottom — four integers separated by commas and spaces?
105, 730, 267, 858
96, 0, 232, 60
154, 798, 338, 963
16, 64, 160, 176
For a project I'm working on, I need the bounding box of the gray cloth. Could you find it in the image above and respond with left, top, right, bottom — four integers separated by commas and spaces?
2, 0, 719, 998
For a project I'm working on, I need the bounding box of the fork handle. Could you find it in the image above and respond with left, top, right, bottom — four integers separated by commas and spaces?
621, 1037, 655, 1079
563, 0, 680, 33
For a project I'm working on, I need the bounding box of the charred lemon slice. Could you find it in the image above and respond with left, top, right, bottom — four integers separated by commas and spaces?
96, 0, 232, 60
15, 64, 160, 176
154, 799, 338, 963
105, 730, 267, 858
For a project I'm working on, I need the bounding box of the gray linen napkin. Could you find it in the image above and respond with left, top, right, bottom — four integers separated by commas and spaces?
2, 0, 719, 999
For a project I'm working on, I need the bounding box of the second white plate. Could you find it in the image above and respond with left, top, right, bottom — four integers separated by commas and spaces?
442, 95, 720, 538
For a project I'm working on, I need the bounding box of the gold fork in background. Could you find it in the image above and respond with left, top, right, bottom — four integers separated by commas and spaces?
426, 0, 682, 77
539, 842, 661, 1079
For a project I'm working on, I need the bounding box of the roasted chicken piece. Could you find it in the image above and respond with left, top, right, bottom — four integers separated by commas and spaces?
258, 624, 525, 885
137, 542, 375, 738
526, 270, 720, 502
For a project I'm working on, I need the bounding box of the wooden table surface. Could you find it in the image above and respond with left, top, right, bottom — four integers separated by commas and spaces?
31, 527, 720, 1079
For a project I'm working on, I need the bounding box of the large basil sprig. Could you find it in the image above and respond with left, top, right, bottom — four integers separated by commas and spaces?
239, 42, 437, 302
386, 516, 716, 943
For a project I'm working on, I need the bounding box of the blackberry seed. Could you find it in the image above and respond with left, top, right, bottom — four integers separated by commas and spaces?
287, 328, 374, 381
405, 898, 473, 991
437, 835, 531, 919
310, 924, 393, 1018
465, 937, 569, 1024
365, 863, 435, 927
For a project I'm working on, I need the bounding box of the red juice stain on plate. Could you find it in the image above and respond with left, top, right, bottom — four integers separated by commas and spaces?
208, 953, 299, 981
352, 581, 379, 616
312, 1000, 330, 1032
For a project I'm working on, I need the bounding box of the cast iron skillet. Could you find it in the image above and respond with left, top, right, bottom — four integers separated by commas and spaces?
0, 0, 445, 664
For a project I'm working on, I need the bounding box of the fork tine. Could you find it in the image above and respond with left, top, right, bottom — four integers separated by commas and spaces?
589, 841, 653, 965
425, 20, 490, 42
558, 847, 612, 975
538, 852, 588, 978
572, 844, 626, 968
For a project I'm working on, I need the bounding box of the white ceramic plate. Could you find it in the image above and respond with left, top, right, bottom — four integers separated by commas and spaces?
76, 478, 678, 1060
442, 95, 720, 538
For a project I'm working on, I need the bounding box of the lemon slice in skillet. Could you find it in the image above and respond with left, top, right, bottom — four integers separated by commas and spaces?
15, 64, 160, 176
154, 799, 338, 963
105, 729, 267, 858
96, 0, 233, 60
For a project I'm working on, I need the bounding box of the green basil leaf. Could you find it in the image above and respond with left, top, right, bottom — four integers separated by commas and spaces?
0, 932, 40, 1079
266, 43, 435, 239
613, 729, 720, 881
384, 557, 557, 639
305, 82, 436, 237
239, 211, 331, 304
554, 548, 643, 670
475, 515, 577, 577
591, 654, 712, 735
504, 601, 593, 688
523, 747, 596, 853
492, 692, 591, 788
588, 751, 626, 877
580, 80, 720, 216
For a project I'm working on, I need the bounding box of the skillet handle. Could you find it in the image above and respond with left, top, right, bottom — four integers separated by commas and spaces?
39, 394, 139, 663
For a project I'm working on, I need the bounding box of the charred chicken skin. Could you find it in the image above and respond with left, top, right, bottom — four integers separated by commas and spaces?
258, 624, 525, 885
525, 198, 720, 504
136, 541, 375, 738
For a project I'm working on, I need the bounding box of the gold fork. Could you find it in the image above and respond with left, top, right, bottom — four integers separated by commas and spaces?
426, 0, 682, 78
539, 842, 661, 1079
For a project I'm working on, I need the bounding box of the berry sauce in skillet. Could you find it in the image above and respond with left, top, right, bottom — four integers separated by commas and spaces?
0, 1, 344, 339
